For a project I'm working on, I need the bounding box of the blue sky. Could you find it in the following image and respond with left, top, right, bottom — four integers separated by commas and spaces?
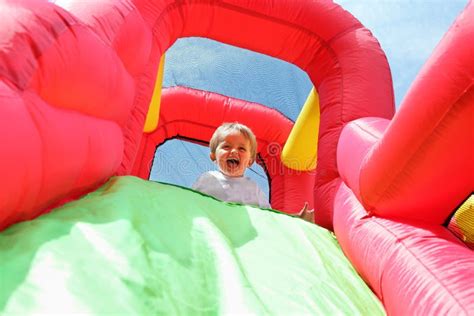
151, 0, 468, 195
335, 0, 467, 106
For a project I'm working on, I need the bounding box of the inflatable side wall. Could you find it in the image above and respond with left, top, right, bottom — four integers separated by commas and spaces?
336, 2, 474, 314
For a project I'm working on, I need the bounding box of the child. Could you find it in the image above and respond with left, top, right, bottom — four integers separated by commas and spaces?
193, 122, 270, 208
193, 122, 314, 222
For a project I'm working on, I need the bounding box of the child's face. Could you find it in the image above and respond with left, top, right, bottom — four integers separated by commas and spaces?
211, 131, 253, 177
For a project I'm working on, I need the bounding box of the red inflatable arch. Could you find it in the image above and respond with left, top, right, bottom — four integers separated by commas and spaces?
133, 86, 316, 213
132, 0, 395, 227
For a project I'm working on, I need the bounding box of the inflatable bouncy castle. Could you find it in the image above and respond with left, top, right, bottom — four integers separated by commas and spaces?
0, 0, 473, 314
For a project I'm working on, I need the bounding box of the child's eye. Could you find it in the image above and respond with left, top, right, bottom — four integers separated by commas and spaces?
239, 147, 246, 151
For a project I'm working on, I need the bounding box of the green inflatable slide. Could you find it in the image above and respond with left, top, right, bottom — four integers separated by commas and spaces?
0, 176, 384, 315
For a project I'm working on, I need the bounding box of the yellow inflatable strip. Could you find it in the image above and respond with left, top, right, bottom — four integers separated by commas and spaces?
144, 54, 166, 133
449, 195, 474, 245
281, 87, 320, 171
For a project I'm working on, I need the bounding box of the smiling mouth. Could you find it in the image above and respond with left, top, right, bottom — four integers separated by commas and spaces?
226, 158, 240, 168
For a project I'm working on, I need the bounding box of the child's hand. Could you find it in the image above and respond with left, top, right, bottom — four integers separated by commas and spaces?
298, 202, 315, 223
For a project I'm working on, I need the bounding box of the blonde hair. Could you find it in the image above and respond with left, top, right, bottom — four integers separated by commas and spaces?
209, 122, 257, 161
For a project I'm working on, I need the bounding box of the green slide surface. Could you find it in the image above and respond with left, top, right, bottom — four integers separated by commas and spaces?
0, 176, 384, 315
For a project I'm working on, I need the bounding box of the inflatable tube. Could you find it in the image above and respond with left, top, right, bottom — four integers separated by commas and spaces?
357, 2, 473, 222
334, 181, 474, 315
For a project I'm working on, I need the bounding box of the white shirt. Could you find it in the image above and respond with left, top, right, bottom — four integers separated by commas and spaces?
192, 171, 271, 208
